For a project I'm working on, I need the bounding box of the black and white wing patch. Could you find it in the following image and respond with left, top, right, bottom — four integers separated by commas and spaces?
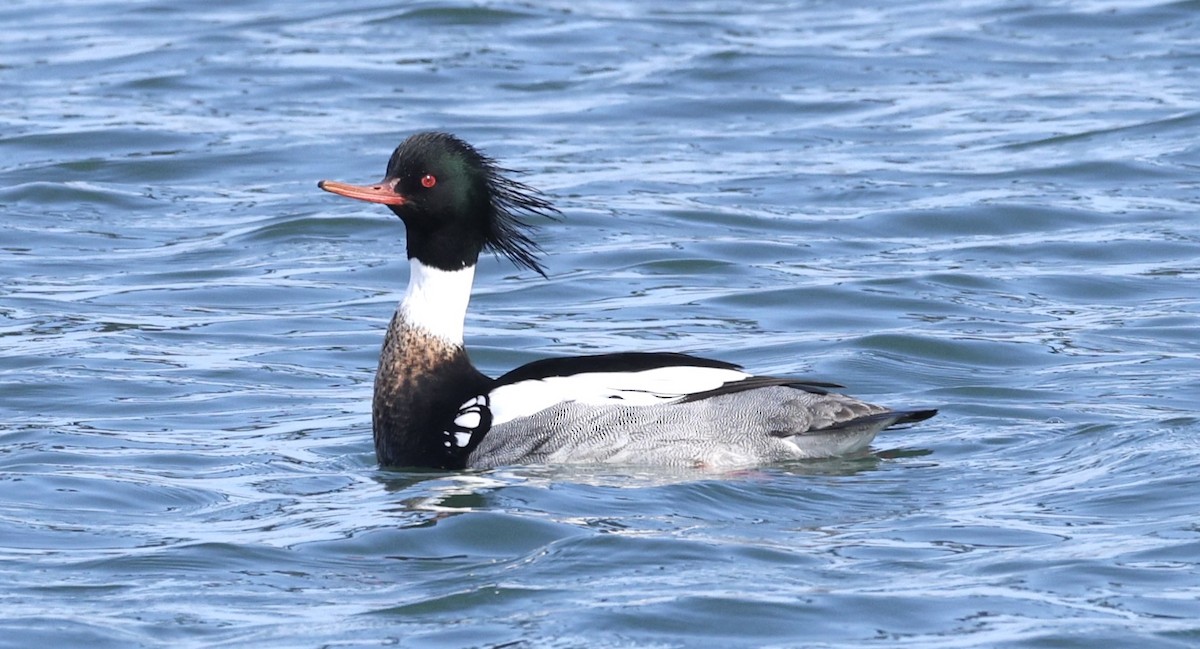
484, 352, 845, 427
442, 394, 493, 453
486, 353, 753, 426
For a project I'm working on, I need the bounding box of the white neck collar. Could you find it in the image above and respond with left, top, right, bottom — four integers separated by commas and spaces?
399, 259, 476, 345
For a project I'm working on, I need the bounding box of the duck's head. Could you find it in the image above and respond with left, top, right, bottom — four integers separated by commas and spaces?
318, 132, 559, 276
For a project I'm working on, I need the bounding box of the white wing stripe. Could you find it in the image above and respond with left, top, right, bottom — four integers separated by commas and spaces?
485, 366, 750, 426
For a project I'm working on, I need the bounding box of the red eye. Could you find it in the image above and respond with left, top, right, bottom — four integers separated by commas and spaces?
420, 174, 437, 188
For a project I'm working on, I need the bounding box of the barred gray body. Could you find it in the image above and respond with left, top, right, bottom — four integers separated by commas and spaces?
469, 386, 907, 469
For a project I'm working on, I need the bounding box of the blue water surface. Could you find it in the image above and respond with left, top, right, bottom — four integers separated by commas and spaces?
2, 1, 1199, 647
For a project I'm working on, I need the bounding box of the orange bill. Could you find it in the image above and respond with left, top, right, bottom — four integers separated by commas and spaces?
317, 179, 407, 205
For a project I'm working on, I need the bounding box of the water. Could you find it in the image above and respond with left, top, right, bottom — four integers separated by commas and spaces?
2, 0, 1199, 646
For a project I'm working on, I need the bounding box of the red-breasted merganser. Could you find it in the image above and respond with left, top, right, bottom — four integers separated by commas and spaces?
318, 132, 936, 470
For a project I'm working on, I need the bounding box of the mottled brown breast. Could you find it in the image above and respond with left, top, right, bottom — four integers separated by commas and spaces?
372, 311, 491, 469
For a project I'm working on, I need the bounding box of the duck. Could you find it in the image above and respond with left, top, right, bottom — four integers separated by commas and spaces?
318, 132, 936, 470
